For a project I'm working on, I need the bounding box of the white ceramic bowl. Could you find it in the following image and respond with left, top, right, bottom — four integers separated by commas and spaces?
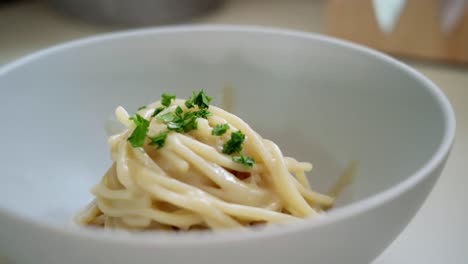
0, 26, 455, 264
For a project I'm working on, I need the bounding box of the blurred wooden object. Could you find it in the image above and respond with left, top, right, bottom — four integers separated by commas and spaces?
326, 0, 468, 63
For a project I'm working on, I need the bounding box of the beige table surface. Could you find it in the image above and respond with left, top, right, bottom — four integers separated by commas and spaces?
1, 1, 467, 263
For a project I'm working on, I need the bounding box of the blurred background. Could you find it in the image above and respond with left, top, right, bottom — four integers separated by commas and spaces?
0, 0, 467, 263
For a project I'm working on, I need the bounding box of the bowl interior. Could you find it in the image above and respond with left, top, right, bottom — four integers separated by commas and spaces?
0, 27, 447, 226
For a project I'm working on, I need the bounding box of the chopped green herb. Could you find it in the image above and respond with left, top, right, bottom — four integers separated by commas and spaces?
175, 106, 183, 115
158, 112, 177, 123
151, 106, 165, 117
192, 90, 212, 109
161, 93, 176, 107
181, 112, 198, 132
193, 109, 212, 119
185, 89, 212, 110
149, 131, 168, 149
167, 112, 194, 132
232, 154, 255, 168
159, 109, 198, 133
129, 114, 149, 127
128, 90, 215, 149
223, 130, 245, 154
137, 106, 147, 111
212, 123, 230, 136
167, 120, 183, 131
127, 114, 150, 147
185, 98, 194, 109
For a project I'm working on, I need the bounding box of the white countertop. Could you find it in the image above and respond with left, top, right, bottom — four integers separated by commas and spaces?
1, 1, 467, 263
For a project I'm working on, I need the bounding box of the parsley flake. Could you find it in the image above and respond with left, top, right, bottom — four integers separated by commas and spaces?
193, 109, 212, 119
157, 112, 177, 122
193, 90, 212, 109
186, 90, 212, 110
161, 93, 176, 107
175, 106, 183, 115
159, 108, 198, 133
167, 120, 183, 131
137, 106, 147, 111
223, 130, 245, 154
212, 123, 229, 136
185, 98, 194, 109
181, 112, 198, 132
149, 131, 168, 149
232, 154, 255, 168
166, 111, 196, 132
151, 106, 165, 117
127, 114, 150, 147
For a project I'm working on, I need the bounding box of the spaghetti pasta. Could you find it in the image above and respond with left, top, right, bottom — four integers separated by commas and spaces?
75, 91, 338, 231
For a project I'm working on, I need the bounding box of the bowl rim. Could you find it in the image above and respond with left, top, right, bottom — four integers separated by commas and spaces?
0, 24, 456, 245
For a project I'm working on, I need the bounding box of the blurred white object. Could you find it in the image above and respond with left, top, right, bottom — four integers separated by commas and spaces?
372, 0, 467, 34
440, 0, 468, 33
372, 0, 406, 33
